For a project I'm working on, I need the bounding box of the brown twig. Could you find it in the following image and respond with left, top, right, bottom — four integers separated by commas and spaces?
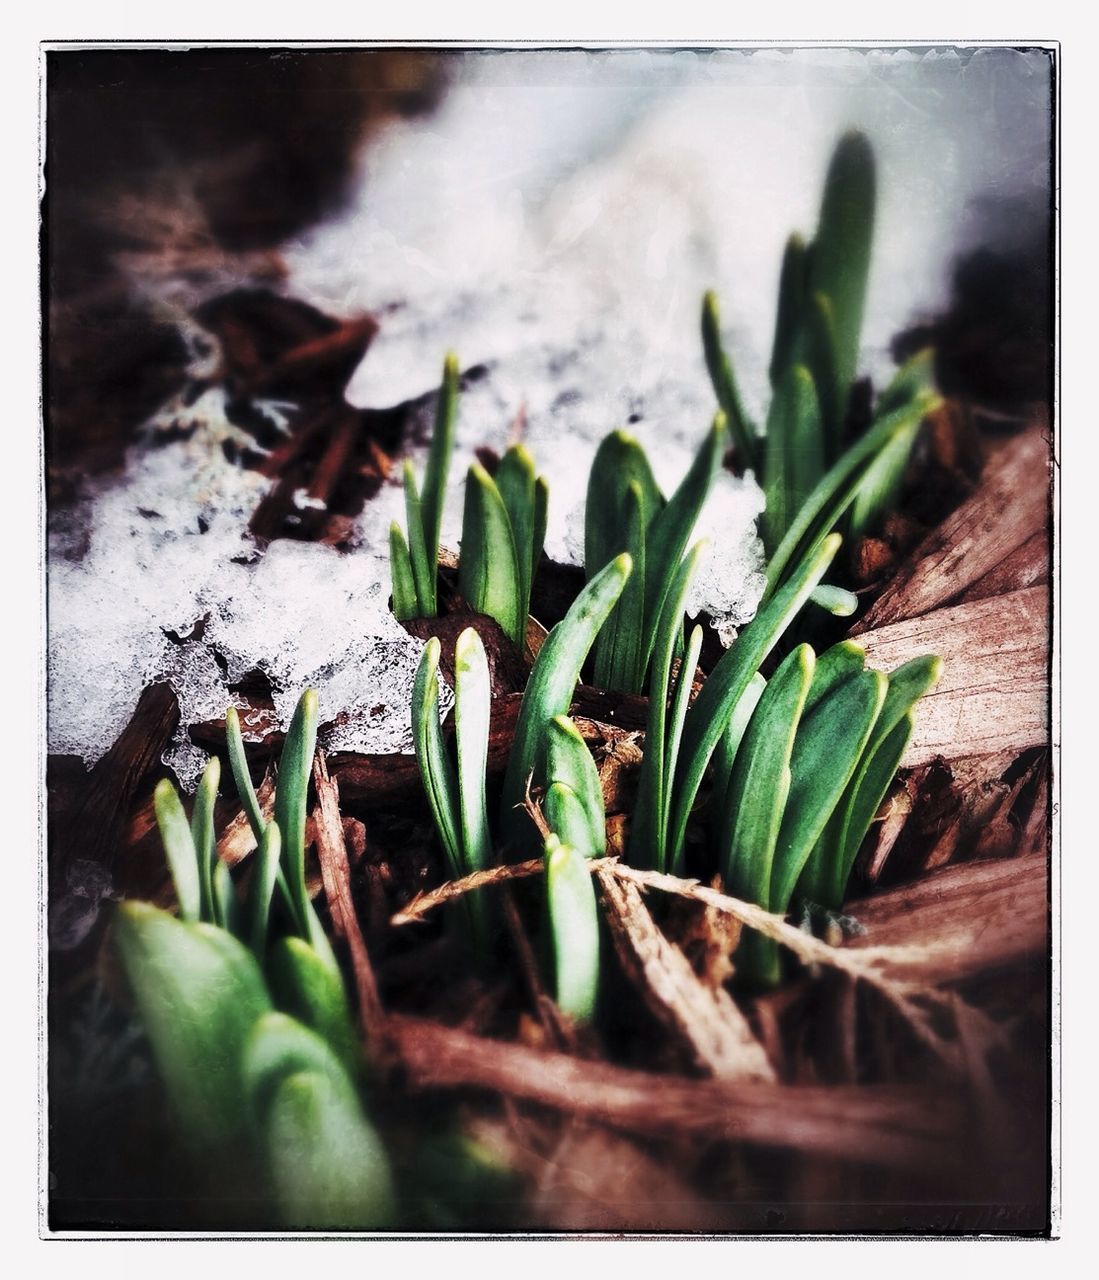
311, 750, 385, 1046
390, 858, 545, 925
385, 1013, 963, 1173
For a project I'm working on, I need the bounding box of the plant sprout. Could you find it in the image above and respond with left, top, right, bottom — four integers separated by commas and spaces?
583, 417, 725, 694
631, 531, 844, 876
147, 690, 358, 1099
500, 553, 632, 850
390, 351, 459, 620
410, 627, 493, 946
702, 131, 942, 608
390, 352, 548, 649
114, 902, 394, 1229
713, 641, 942, 986
543, 834, 600, 1023
459, 446, 548, 649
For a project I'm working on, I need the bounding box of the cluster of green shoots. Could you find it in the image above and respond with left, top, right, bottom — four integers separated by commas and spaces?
403, 130, 943, 1013
113, 693, 394, 1230
117, 131, 946, 1220
702, 131, 940, 614
390, 353, 548, 651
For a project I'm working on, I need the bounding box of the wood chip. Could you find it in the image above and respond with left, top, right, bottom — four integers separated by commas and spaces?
853, 426, 1051, 632
858, 586, 1049, 767
845, 852, 1046, 987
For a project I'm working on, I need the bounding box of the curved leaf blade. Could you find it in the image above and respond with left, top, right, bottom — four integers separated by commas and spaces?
458, 462, 523, 646
500, 554, 631, 848
718, 644, 814, 905
153, 778, 201, 923
389, 522, 419, 621
411, 638, 463, 880
770, 668, 887, 912
667, 532, 842, 876
544, 834, 600, 1023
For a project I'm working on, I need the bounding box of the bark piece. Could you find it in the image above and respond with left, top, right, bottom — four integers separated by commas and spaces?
858, 586, 1049, 767
845, 852, 1047, 987
853, 426, 1051, 633
594, 866, 775, 1083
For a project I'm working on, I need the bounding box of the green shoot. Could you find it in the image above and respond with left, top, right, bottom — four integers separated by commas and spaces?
389, 352, 459, 619
703, 132, 942, 614
245, 1014, 395, 1230
708, 637, 940, 987
114, 903, 394, 1229
584, 418, 725, 695
545, 715, 606, 858
500, 553, 632, 849
458, 447, 548, 650
113, 902, 272, 1155
543, 834, 600, 1023
410, 628, 493, 945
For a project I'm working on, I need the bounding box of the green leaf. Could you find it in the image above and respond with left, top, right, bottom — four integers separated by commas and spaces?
153, 778, 201, 923
212, 858, 240, 936
226, 705, 266, 845
803, 639, 866, 717
629, 543, 706, 872
803, 292, 844, 462
641, 415, 725, 679
666, 532, 841, 877
662, 623, 703, 840
274, 689, 319, 941
403, 460, 435, 617
267, 936, 359, 1082
584, 431, 663, 580
702, 290, 757, 470
411, 637, 463, 880
532, 476, 549, 603
113, 901, 271, 1154
248, 821, 282, 958
769, 233, 808, 389
500, 554, 632, 849
244, 1013, 394, 1230
420, 351, 459, 602
810, 584, 858, 617
592, 479, 647, 692
806, 130, 876, 419
718, 644, 814, 905
458, 462, 523, 647
769, 668, 887, 913
190, 756, 220, 923
800, 654, 941, 909
496, 444, 538, 631
710, 671, 767, 827
876, 347, 937, 417
545, 716, 605, 857
762, 391, 939, 600
802, 713, 914, 913
847, 414, 920, 541
585, 431, 660, 691
389, 521, 419, 621
763, 364, 823, 554
545, 781, 602, 859
544, 834, 600, 1023
454, 628, 492, 876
